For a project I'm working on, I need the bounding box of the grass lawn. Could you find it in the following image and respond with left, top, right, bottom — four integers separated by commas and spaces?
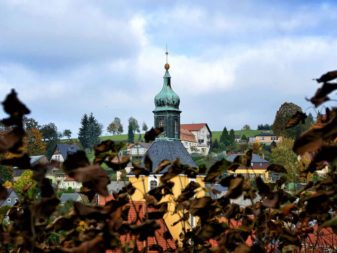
100, 134, 144, 142
212, 129, 265, 141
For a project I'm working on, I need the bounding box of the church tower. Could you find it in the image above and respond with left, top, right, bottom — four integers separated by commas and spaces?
153, 51, 181, 139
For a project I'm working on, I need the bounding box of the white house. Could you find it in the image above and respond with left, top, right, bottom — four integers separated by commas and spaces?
180, 128, 198, 154
50, 144, 80, 163
126, 142, 152, 161
57, 176, 82, 191
180, 123, 212, 155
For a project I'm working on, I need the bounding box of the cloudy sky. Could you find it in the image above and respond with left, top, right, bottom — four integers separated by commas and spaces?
1, 0, 337, 136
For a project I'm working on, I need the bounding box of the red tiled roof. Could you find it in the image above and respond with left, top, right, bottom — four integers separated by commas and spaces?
181, 123, 208, 131
180, 128, 196, 143
98, 196, 176, 252
304, 225, 337, 251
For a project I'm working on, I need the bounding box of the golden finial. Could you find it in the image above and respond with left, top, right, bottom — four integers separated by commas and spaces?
164, 44, 170, 70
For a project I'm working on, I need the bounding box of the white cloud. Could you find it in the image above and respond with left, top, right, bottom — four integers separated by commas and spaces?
0, 0, 143, 67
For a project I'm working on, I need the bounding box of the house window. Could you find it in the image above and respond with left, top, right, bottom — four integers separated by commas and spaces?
159, 120, 164, 127
150, 180, 157, 190
190, 214, 195, 228
174, 120, 179, 138
198, 139, 204, 144
7, 198, 11, 203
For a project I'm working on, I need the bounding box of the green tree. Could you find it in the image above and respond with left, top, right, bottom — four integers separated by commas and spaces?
79, 113, 102, 150
128, 117, 140, 133
78, 114, 89, 149
229, 129, 235, 145
220, 127, 229, 146
211, 138, 220, 152
142, 122, 148, 132
241, 134, 248, 142
127, 117, 139, 143
63, 129, 72, 139
242, 124, 251, 130
23, 116, 40, 130
128, 124, 134, 143
272, 102, 310, 139
41, 123, 59, 158
88, 113, 102, 147
270, 138, 301, 183
107, 117, 123, 135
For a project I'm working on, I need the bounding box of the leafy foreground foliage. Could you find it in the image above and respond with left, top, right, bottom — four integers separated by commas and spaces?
1, 70, 337, 252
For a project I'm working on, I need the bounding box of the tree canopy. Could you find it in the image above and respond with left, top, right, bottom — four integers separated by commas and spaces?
40, 123, 59, 158
107, 117, 123, 135
272, 102, 313, 138
78, 113, 102, 150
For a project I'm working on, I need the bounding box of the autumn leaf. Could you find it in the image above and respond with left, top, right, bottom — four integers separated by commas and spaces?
266, 164, 287, 173
286, 111, 307, 128
144, 127, 163, 142
0, 185, 8, 200
68, 165, 110, 196
205, 159, 232, 183
1, 89, 30, 117
131, 162, 150, 178
307, 82, 337, 107
0, 128, 25, 154
315, 70, 337, 83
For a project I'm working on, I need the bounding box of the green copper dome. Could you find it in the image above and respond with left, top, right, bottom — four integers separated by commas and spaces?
154, 69, 180, 112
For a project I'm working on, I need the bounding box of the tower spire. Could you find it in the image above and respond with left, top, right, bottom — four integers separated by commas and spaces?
164, 45, 170, 70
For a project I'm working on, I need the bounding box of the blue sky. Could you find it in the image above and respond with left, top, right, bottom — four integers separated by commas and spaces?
1, 0, 337, 136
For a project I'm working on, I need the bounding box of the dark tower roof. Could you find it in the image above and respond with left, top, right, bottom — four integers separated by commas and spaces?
145, 139, 197, 173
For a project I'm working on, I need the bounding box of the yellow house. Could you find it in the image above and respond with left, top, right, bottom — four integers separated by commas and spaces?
128, 171, 205, 241
252, 132, 282, 145
226, 153, 270, 182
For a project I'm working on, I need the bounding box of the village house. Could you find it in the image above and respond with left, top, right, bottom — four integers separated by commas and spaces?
226, 153, 271, 182
0, 189, 18, 208
50, 143, 80, 162
249, 132, 282, 145
180, 123, 212, 155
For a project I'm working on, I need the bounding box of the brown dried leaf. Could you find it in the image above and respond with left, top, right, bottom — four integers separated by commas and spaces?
205, 159, 232, 183
105, 156, 130, 171
58, 234, 104, 253
316, 70, 337, 83
144, 127, 164, 143
307, 145, 337, 172
154, 159, 171, 174
68, 165, 110, 196
285, 111, 307, 128
220, 175, 244, 199
266, 164, 287, 173
63, 150, 90, 172
0, 185, 9, 200
0, 153, 31, 168
2, 89, 30, 117
177, 181, 200, 202
0, 128, 24, 153
233, 149, 253, 167
131, 162, 150, 178
129, 220, 160, 241
307, 82, 337, 107
256, 176, 271, 196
